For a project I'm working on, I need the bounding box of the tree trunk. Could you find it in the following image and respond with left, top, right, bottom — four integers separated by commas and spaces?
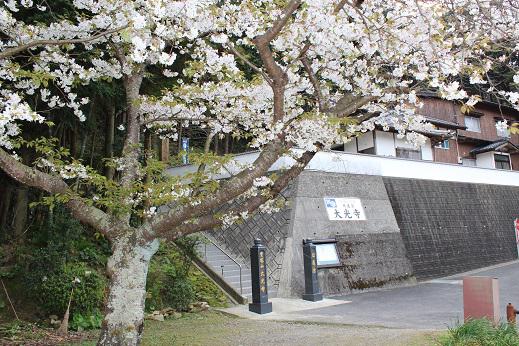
98, 236, 159, 346
104, 102, 115, 180
12, 186, 28, 238
0, 182, 13, 237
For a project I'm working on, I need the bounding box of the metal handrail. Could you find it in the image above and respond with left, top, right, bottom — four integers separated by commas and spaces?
202, 236, 243, 295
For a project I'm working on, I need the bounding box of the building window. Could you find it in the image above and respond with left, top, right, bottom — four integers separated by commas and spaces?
464, 116, 481, 132
359, 147, 375, 155
462, 158, 477, 167
435, 139, 450, 149
396, 148, 422, 160
494, 153, 511, 170
496, 121, 511, 138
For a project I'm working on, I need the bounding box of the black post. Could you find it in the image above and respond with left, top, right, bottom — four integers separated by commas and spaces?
249, 238, 272, 314
302, 239, 323, 301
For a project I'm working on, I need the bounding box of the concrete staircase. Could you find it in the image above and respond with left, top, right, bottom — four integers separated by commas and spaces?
198, 240, 252, 301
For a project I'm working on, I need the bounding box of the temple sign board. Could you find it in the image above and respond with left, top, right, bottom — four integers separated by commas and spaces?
315, 243, 340, 267
324, 198, 366, 221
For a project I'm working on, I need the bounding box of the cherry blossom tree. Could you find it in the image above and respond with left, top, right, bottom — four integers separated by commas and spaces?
1, 0, 518, 344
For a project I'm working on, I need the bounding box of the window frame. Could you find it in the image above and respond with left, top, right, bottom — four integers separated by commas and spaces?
464, 115, 481, 133
494, 153, 511, 170
396, 148, 422, 160
495, 120, 511, 138
434, 139, 450, 150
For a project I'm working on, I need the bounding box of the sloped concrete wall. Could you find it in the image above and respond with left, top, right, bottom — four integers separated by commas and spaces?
384, 177, 519, 279
205, 170, 519, 299
277, 171, 416, 297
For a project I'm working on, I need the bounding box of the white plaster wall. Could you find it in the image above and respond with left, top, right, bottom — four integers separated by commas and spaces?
375, 131, 396, 157
394, 136, 418, 150
344, 139, 358, 153
421, 138, 433, 161
357, 131, 374, 151
166, 149, 519, 187
476, 151, 495, 169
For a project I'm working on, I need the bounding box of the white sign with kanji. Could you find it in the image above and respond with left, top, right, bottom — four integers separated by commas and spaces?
323, 198, 366, 221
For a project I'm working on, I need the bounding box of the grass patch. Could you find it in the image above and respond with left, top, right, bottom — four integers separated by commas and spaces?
438, 318, 519, 346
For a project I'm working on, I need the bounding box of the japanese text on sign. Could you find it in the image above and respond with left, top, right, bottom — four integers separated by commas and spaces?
259, 251, 266, 293
324, 198, 366, 221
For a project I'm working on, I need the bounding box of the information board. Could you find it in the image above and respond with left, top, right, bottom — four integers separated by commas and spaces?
323, 198, 366, 220
315, 243, 340, 267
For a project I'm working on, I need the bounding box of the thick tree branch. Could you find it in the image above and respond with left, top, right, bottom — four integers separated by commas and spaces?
151, 140, 286, 236
334, 0, 365, 14
162, 150, 316, 240
0, 148, 113, 235
119, 69, 144, 193
300, 56, 327, 112
325, 94, 379, 117
256, 1, 302, 44
0, 26, 127, 60
253, 0, 302, 122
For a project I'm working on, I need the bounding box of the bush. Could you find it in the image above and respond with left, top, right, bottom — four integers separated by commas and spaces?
146, 237, 228, 311
18, 206, 109, 319
146, 241, 197, 312
31, 262, 106, 317
439, 318, 519, 346
70, 310, 103, 331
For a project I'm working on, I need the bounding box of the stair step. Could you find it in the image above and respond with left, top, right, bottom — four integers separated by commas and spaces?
197, 238, 263, 302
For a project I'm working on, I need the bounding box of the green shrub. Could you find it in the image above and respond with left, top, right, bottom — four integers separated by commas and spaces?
146, 241, 197, 312
439, 318, 519, 346
70, 310, 103, 331
161, 276, 196, 311
18, 206, 109, 319
30, 262, 106, 317
146, 237, 228, 311
189, 269, 228, 308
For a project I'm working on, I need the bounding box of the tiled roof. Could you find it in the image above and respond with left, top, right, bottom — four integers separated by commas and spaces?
423, 116, 466, 130
470, 140, 519, 155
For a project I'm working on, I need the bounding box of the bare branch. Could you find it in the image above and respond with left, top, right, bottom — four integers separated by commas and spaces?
300, 56, 327, 112
0, 26, 127, 60
0, 148, 113, 235
196, 131, 216, 174
226, 42, 272, 85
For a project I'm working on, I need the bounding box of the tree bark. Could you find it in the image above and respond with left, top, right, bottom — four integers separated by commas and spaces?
12, 186, 28, 237
0, 182, 13, 237
97, 235, 159, 346
104, 102, 115, 180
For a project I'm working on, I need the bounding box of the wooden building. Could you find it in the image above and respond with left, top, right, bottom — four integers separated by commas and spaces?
340, 95, 519, 171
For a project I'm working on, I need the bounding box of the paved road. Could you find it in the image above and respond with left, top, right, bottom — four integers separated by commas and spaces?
295, 260, 519, 329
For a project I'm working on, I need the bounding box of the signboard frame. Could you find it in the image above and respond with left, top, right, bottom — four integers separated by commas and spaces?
313, 239, 341, 268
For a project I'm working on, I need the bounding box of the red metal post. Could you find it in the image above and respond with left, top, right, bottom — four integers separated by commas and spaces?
507, 303, 517, 325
